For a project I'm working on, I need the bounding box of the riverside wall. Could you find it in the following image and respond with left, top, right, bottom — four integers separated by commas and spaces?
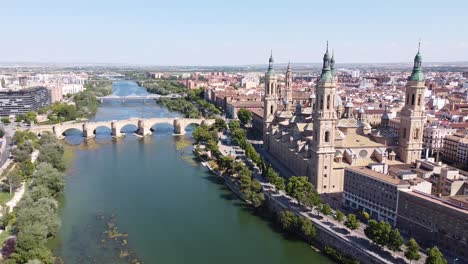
264, 194, 388, 264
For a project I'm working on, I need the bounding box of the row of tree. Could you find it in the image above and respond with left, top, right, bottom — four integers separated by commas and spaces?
278, 210, 316, 240
2, 131, 66, 264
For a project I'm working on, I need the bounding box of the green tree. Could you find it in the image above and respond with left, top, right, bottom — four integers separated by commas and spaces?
19, 161, 35, 179
193, 125, 214, 142
298, 217, 316, 239
425, 246, 447, 264
388, 229, 404, 252
344, 214, 360, 230
37, 141, 66, 172
237, 108, 252, 126
405, 238, 421, 263
1, 117, 10, 124
278, 210, 297, 231
1, 77, 5, 88
213, 118, 227, 131
361, 211, 370, 222
334, 210, 345, 222
286, 176, 321, 209
7, 170, 23, 194
218, 156, 234, 172
319, 203, 332, 217
0, 129, 4, 138
31, 163, 65, 196
24, 111, 37, 124
229, 120, 241, 131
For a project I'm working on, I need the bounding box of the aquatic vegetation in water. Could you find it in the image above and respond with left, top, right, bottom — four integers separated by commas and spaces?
97, 213, 143, 264
174, 137, 193, 150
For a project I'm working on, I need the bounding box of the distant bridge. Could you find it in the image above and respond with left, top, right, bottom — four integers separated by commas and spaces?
96, 94, 181, 102
29, 117, 215, 139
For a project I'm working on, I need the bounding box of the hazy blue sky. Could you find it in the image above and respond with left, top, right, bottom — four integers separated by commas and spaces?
1, 0, 466, 65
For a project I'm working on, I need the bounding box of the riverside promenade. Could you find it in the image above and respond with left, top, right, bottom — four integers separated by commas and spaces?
216, 139, 426, 264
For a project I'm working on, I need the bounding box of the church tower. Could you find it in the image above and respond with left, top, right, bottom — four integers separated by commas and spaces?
283, 62, 293, 110
263, 52, 278, 150
398, 43, 426, 164
310, 43, 338, 194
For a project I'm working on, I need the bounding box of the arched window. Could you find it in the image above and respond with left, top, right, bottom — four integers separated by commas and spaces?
327, 95, 331, 109
270, 105, 274, 115
325, 131, 330, 142
319, 95, 323, 110
406, 93, 410, 104
417, 94, 421, 106
414, 128, 419, 140
411, 94, 415, 105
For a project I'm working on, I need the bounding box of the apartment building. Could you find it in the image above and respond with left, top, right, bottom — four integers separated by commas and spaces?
0, 86, 51, 116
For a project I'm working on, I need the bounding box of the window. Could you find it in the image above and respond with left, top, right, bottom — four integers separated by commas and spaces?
411, 94, 415, 105
417, 94, 421, 106
325, 131, 330, 142
327, 95, 331, 109
319, 95, 323, 110
403, 128, 407, 139
270, 105, 273, 115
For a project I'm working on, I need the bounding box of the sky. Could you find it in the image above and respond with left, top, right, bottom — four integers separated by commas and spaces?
0, 0, 467, 65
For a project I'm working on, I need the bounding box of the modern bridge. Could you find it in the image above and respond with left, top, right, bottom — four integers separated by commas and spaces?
28, 117, 215, 139
96, 94, 181, 102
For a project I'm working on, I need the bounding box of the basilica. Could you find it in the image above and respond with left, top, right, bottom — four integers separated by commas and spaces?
263, 44, 426, 194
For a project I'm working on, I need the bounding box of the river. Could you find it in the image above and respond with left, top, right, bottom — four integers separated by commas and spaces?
52, 81, 332, 263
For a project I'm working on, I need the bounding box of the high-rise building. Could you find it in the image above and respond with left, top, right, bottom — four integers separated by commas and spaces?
0, 86, 51, 116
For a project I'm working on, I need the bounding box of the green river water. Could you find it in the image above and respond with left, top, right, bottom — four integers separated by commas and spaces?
52, 81, 332, 264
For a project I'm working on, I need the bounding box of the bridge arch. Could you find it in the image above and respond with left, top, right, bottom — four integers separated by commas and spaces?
93, 125, 112, 135
120, 123, 139, 133
62, 128, 83, 136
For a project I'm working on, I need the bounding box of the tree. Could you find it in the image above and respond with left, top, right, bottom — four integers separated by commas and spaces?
286, 176, 321, 209
0, 129, 4, 138
278, 210, 297, 231
31, 163, 65, 196
213, 118, 226, 132
334, 210, 345, 222
37, 142, 66, 172
7, 170, 23, 194
1, 77, 5, 88
19, 160, 35, 179
193, 125, 214, 142
360, 211, 370, 222
425, 246, 447, 264
298, 217, 316, 239
1, 117, 10, 124
229, 120, 241, 131
319, 204, 332, 217
405, 238, 421, 263
344, 214, 360, 230
237, 108, 252, 126
388, 229, 404, 252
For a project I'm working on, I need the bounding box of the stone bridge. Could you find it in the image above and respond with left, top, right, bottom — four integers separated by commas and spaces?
29, 117, 215, 139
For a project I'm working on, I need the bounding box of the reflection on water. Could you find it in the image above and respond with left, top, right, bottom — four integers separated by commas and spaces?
54, 81, 332, 264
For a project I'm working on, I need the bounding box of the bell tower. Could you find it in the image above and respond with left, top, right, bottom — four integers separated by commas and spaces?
398, 43, 426, 164
310, 42, 339, 194
284, 62, 293, 110
263, 51, 278, 150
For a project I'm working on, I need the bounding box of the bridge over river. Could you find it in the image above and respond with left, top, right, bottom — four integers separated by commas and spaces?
96, 94, 181, 102
29, 117, 215, 139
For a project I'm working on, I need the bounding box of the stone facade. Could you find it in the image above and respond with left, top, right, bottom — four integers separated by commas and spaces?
262, 47, 426, 194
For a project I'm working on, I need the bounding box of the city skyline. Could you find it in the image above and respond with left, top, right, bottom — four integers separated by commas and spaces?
1, 0, 467, 65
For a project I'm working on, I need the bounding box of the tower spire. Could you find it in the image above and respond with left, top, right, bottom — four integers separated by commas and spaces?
267, 50, 274, 75
320, 41, 332, 82
409, 42, 424, 81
